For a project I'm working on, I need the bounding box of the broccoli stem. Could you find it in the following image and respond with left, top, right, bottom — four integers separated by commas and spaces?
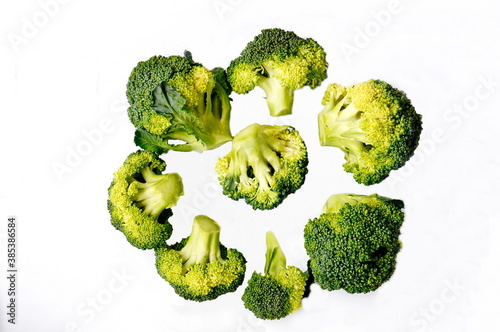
264, 231, 286, 278
193, 80, 233, 150
321, 193, 367, 214
322, 193, 403, 216
131, 166, 184, 218
167, 131, 203, 146
318, 93, 373, 162
258, 65, 294, 117
319, 99, 368, 141
179, 215, 224, 273
229, 123, 282, 190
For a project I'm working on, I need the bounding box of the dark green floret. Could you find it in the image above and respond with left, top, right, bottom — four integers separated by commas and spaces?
155, 215, 246, 302
107, 150, 184, 250
304, 193, 405, 293
227, 28, 328, 116
215, 123, 308, 210
318, 79, 423, 185
242, 232, 307, 320
127, 51, 233, 153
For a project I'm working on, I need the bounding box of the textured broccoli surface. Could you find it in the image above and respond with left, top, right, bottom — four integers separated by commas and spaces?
155, 215, 246, 302
227, 28, 328, 116
107, 150, 184, 250
127, 51, 233, 153
318, 79, 422, 185
242, 232, 307, 320
215, 123, 308, 210
304, 193, 405, 293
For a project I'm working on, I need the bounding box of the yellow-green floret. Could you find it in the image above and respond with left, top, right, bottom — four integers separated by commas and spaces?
215, 123, 308, 210
242, 232, 307, 320
127, 51, 233, 153
318, 79, 423, 185
107, 150, 184, 250
227, 28, 328, 116
155, 215, 247, 302
304, 193, 405, 293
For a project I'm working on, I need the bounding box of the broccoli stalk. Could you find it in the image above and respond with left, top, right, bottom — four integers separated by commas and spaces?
226, 123, 283, 192
194, 78, 233, 148
257, 64, 295, 117
178, 215, 224, 274
264, 231, 287, 277
130, 165, 183, 219
318, 85, 369, 152
321, 193, 367, 215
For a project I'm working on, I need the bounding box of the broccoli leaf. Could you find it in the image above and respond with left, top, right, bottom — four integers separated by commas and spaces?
134, 129, 171, 154
152, 82, 187, 116
152, 82, 205, 137
134, 82, 210, 153
134, 129, 194, 153
211, 67, 233, 96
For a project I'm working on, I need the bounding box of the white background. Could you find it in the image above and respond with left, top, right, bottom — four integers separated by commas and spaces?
1, 0, 499, 331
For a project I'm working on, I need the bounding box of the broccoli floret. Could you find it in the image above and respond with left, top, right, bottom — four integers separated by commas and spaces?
304, 193, 405, 294
242, 232, 307, 320
127, 51, 233, 153
318, 79, 423, 185
155, 215, 247, 302
215, 123, 308, 210
227, 28, 328, 117
107, 150, 184, 250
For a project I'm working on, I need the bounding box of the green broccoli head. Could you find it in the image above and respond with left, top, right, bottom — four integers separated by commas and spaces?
227, 28, 328, 117
155, 215, 247, 302
126, 51, 233, 153
242, 232, 307, 320
318, 79, 423, 185
107, 150, 184, 250
215, 123, 308, 210
304, 193, 405, 294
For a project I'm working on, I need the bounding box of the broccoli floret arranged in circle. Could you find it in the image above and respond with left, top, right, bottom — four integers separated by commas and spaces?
318, 79, 423, 185
215, 123, 308, 210
228, 28, 328, 116
107, 150, 184, 250
155, 215, 247, 302
242, 232, 307, 320
304, 193, 405, 294
127, 51, 233, 153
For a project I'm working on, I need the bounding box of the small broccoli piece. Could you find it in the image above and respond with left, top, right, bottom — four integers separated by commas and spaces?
155, 215, 247, 302
318, 79, 423, 185
127, 51, 233, 153
215, 123, 308, 210
242, 232, 307, 320
304, 193, 405, 294
227, 28, 328, 117
107, 150, 184, 250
